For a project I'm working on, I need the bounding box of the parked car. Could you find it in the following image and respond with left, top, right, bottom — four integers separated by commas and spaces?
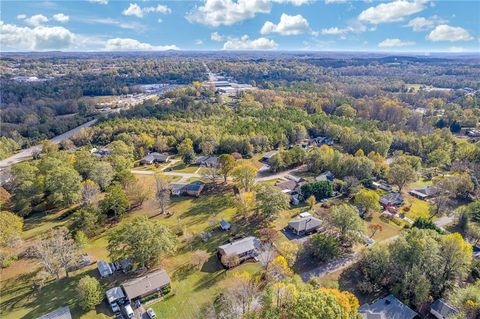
123, 304, 134, 319
111, 302, 120, 313
147, 308, 157, 319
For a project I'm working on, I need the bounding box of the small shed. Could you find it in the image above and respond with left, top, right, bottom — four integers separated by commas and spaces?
97, 260, 113, 278
430, 299, 458, 319
220, 220, 231, 231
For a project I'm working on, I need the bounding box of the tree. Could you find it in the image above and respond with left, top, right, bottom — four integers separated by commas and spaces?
309, 234, 340, 262
235, 191, 256, 218
301, 181, 333, 201
218, 154, 236, 183
177, 138, 195, 165
221, 254, 240, 268
232, 163, 258, 192
387, 162, 416, 192
89, 161, 115, 191
31, 227, 78, 279
205, 164, 220, 183
259, 228, 278, 244
447, 281, 480, 319
191, 250, 210, 270
268, 256, 293, 281
367, 223, 383, 238
77, 276, 103, 311
155, 174, 170, 214
45, 165, 82, 209
125, 179, 150, 208
354, 189, 380, 216
108, 216, 176, 268
0, 211, 23, 246
71, 207, 103, 237
80, 179, 100, 206
326, 204, 365, 245
224, 272, 259, 315
278, 241, 299, 267
256, 185, 289, 222
307, 195, 316, 210
100, 184, 129, 220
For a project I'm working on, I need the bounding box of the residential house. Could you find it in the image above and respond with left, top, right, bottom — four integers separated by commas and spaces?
220, 220, 231, 231
97, 260, 113, 278
90, 148, 112, 157
287, 212, 322, 236
195, 156, 218, 167
105, 287, 126, 313
121, 269, 171, 301
170, 183, 187, 196
409, 186, 439, 200
184, 181, 205, 197
140, 152, 171, 165
372, 181, 393, 192
218, 237, 261, 267
261, 151, 278, 163
35, 306, 72, 319
430, 299, 458, 319
275, 180, 297, 194
359, 295, 419, 319
311, 136, 334, 146
315, 171, 335, 182
380, 192, 404, 207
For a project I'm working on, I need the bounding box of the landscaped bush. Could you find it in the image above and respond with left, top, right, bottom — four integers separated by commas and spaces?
301, 181, 333, 201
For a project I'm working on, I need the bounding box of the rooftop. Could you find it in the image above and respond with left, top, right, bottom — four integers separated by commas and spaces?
359, 295, 418, 319
218, 236, 261, 256
122, 269, 171, 300
35, 307, 72, 319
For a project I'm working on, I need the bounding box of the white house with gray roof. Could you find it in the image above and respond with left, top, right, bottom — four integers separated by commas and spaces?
218, 237, 261, 266
359, 295, 419, 319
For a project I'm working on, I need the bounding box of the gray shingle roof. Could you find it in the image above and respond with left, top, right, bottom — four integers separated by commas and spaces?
218, 236, 261, 256
288, 216, 322, 232
380, 193, 404, 206
35, 307, 72, 319
359, 295, 418, 319
106, 287, 125, 304
430, 299, 458, 318
121, 269, 171, 300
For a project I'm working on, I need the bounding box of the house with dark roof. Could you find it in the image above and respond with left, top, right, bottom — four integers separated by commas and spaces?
184, 181, 205, 197
121, 269, 171, 301
287, 212, 322, 236
380, 192, 404, 207
359, 295, 419, 319
409, 186, 438, 200
35, 306, 72, 319
315, 171, 335, 182
430, 299, 458, 319
195, 156, 219, 167
97, 260, 113, 278
140, 152, 171, 165
218, 237, 261, 267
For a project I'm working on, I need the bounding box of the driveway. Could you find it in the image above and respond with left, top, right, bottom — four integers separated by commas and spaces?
300, 253, 358, 282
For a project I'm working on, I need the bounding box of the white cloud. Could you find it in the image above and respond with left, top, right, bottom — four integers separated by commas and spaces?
261, 13, 309, 35
88, 0, 108, 4
24, 14, 49, 27
405, 15, 446, 31
273, 0, 312, 5
223, 35, 278, 50
448, 46, 466, 53
359, 0, 430, 24
80, 17, 145, 31
104, 38, 178, 51
0, 21, 75, 51
325, 0, 347, 3
195, 39, 204, 45
378, 38, 415, 48
211, 32, 225, 42
17, 14, 27, 20
427, 24, 473, 42
122, 3, 171, 18
187, 0, 272, 27
52, 13, 69, 23
321, 26, 353, 35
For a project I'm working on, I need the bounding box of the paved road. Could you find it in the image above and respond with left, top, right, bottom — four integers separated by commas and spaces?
0, 119, 97, 169
434, 215, 455, 228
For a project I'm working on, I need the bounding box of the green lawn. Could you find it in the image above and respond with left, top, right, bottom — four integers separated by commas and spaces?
170, 163, 200, 174
402, 196, 432, 220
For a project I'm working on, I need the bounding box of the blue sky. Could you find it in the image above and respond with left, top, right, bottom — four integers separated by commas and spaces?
1, 0, 479, 52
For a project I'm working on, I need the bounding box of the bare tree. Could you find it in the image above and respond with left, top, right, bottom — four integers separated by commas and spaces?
205, 164, 220, 183
80, 179, 100, 206
257, 242, 276, 271
191, 250, 210, 269
31, 227, 78, 279
125, 179, 150, 208
155, 174, 171, 214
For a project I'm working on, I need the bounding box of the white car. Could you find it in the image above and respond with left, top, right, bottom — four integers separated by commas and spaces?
146, 308, 157, 319
123, 304, 134, 319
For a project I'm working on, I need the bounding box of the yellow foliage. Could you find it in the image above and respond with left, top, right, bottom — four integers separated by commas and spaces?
319, 288, 360, 317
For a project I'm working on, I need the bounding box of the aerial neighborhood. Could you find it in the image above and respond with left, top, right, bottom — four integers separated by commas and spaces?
1, 7, 480, 318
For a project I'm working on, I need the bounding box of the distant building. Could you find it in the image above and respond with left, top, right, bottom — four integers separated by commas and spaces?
430, 299, 458, 319
220, 220, 231, 231
261, 151, 278, 163
140, 152, 171, 165
275, 180, 297, 193
35, 306, 72, 319
359, 295, 419, 319
466, 129, 480, 138
380, 192, 404, 207
372, 181, 393, 192
171, 181, 205, 197
218, 237, 261, 267
287, 212, 322, 236
195, 156, 218, 167
409, 186, 439, 200
311, 136, 334, 146
121, 269, 171, 301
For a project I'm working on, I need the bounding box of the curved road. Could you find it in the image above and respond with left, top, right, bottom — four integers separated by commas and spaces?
0, 119, 97, 169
